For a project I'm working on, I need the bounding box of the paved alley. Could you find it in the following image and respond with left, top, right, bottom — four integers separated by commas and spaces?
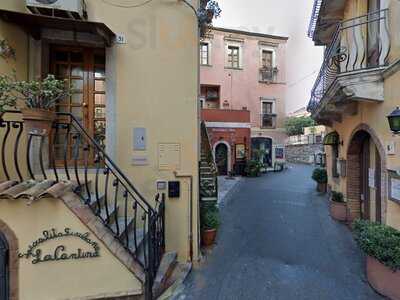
176, 164, 383, 300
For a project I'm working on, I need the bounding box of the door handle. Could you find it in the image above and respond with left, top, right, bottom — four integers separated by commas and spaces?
83, 102, 88, 107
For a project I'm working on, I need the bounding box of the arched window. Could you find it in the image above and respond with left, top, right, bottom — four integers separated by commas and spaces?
0, 232, 9, 300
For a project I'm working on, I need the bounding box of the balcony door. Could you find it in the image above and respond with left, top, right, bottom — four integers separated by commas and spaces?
367, 0, 381, 67
50, 46, 106, 165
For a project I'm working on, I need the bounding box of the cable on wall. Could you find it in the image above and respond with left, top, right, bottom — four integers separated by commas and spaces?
100, 0, 154, 8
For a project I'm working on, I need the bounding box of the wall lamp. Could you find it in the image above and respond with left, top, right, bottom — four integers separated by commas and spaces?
387, 107, 400, 134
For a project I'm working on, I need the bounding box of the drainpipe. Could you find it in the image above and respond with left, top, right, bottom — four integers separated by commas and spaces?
174, 171, 194, 261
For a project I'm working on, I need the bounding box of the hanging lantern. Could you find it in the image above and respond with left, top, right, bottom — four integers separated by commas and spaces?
387, 107, 400, 134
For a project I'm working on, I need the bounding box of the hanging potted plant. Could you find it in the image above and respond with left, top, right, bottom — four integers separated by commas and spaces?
353, 220, 400, 300
201, 204, 220, 247
0, 74, 17, 118
312, 167, 328, 193
329, 191, 347, 222
14, 75, 70, 135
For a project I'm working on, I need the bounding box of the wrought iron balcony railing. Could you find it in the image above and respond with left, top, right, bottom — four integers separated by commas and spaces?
308, 9, 390, 113
259, 67, 278, 83
261, 113, 277, 129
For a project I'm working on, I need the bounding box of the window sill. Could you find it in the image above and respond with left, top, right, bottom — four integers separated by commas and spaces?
225, 67, 243, 70
201, 64, 213, 67
260, 127, 277, 130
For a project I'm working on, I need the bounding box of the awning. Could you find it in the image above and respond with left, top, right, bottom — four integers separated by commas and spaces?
0, 9, 115, 46
323, 131, 340, 146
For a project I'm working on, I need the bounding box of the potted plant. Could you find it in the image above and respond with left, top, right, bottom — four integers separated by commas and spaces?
14, 75, 70, 135
0, 74, 17, 117
329, 191, 347, 222
201, 204, 220, 246
312, 168, 327, 193
353, 220, 400, 300
245, 160, 262, 177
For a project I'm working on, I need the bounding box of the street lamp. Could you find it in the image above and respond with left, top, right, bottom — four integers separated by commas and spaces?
387, 107, 400, 134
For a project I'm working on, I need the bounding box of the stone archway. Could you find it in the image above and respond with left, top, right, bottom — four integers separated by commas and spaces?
0, 220, 19, 300
213, 141, 231, 176
346, 124, 387, 223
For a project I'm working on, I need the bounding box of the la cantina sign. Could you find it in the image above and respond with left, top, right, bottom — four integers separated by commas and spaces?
18, 228, 100, 264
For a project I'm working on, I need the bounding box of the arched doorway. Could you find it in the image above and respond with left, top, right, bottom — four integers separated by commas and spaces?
0, 232, 9, 300
347, 128, 384, 222
215, 143, 229, 176
251, 137, 273, 167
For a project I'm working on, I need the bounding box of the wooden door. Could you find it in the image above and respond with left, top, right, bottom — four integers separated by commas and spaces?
360, 137, 370, 220
0, 233, 8, 300
50, 46, 106, 165
375, 148, 382, 223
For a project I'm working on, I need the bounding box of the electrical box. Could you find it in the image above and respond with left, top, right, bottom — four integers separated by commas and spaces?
133, 128, 147, 150
168, 181, 180, 198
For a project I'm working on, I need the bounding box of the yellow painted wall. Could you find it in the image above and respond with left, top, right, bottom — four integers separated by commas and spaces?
0, 197, 142, 300
323, 0, 400, 231
326, 72, 400, 229
0, 0, 200, 262
85, 0, 200, 261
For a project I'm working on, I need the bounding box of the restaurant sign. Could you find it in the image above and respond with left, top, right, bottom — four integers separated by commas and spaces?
18, 228, 100, 264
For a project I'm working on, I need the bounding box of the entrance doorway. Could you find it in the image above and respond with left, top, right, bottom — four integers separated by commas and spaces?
347, 130, 382, 222
50, 46, 106, 165
0, 232, 9, 300
251, 137, 273, 167
215, 143, 229, 176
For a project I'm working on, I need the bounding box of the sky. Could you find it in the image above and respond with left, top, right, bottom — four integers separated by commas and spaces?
213, 0, 324, 114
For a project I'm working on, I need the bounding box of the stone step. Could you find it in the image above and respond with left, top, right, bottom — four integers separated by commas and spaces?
152, 252, 178, 297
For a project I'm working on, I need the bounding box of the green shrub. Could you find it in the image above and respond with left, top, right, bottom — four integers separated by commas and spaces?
353, 219, 400, 271
245, 160, 262, 177
312, 168, 327, 184
331, 191, 344, 203
200, 203, 220, 230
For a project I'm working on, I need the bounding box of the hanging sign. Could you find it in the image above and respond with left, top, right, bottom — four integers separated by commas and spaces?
18, 228, 100, 265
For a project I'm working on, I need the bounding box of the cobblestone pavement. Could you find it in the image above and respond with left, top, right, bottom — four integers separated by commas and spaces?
175, 164, 384, 300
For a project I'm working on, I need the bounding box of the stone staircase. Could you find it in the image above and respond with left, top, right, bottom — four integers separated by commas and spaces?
0, 111, 177, 299
0, 177, 183, 299
200, 122, 218, 203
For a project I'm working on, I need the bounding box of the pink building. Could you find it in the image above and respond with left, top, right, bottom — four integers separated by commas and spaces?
200, 27, 288, 174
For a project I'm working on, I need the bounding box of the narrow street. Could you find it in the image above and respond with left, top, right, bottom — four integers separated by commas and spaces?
177, 164, 383, 300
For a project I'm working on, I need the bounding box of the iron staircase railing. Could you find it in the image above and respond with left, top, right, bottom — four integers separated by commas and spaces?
0, 110, 165, 300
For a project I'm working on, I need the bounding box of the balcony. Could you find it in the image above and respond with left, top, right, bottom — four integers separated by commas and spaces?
259, 67, 278, 83
308, 9, 390, 124
261, 113, 277, 129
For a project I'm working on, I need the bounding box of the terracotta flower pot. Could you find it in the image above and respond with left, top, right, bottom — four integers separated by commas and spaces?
21, 108, 56, 136
330, 200, 347, 222
201, 229, 217, 247
317, 182, 327, 193
367, 256, 400, 300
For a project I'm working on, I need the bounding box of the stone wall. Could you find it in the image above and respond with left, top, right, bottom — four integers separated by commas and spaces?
285, 144, 324, 164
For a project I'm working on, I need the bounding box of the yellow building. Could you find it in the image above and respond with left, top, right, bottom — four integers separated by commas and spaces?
0, 0, 202, 299
308, 0, 400, 229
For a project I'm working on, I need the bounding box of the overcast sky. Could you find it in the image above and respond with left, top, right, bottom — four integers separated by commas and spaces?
213, 0, 324, 114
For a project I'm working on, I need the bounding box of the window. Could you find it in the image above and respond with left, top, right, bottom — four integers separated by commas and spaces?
261, 100, 276, 128
228, 46, 240, 68
200, 42, 209, 65
262, 50, 273, 69
262, 101, 273, 114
